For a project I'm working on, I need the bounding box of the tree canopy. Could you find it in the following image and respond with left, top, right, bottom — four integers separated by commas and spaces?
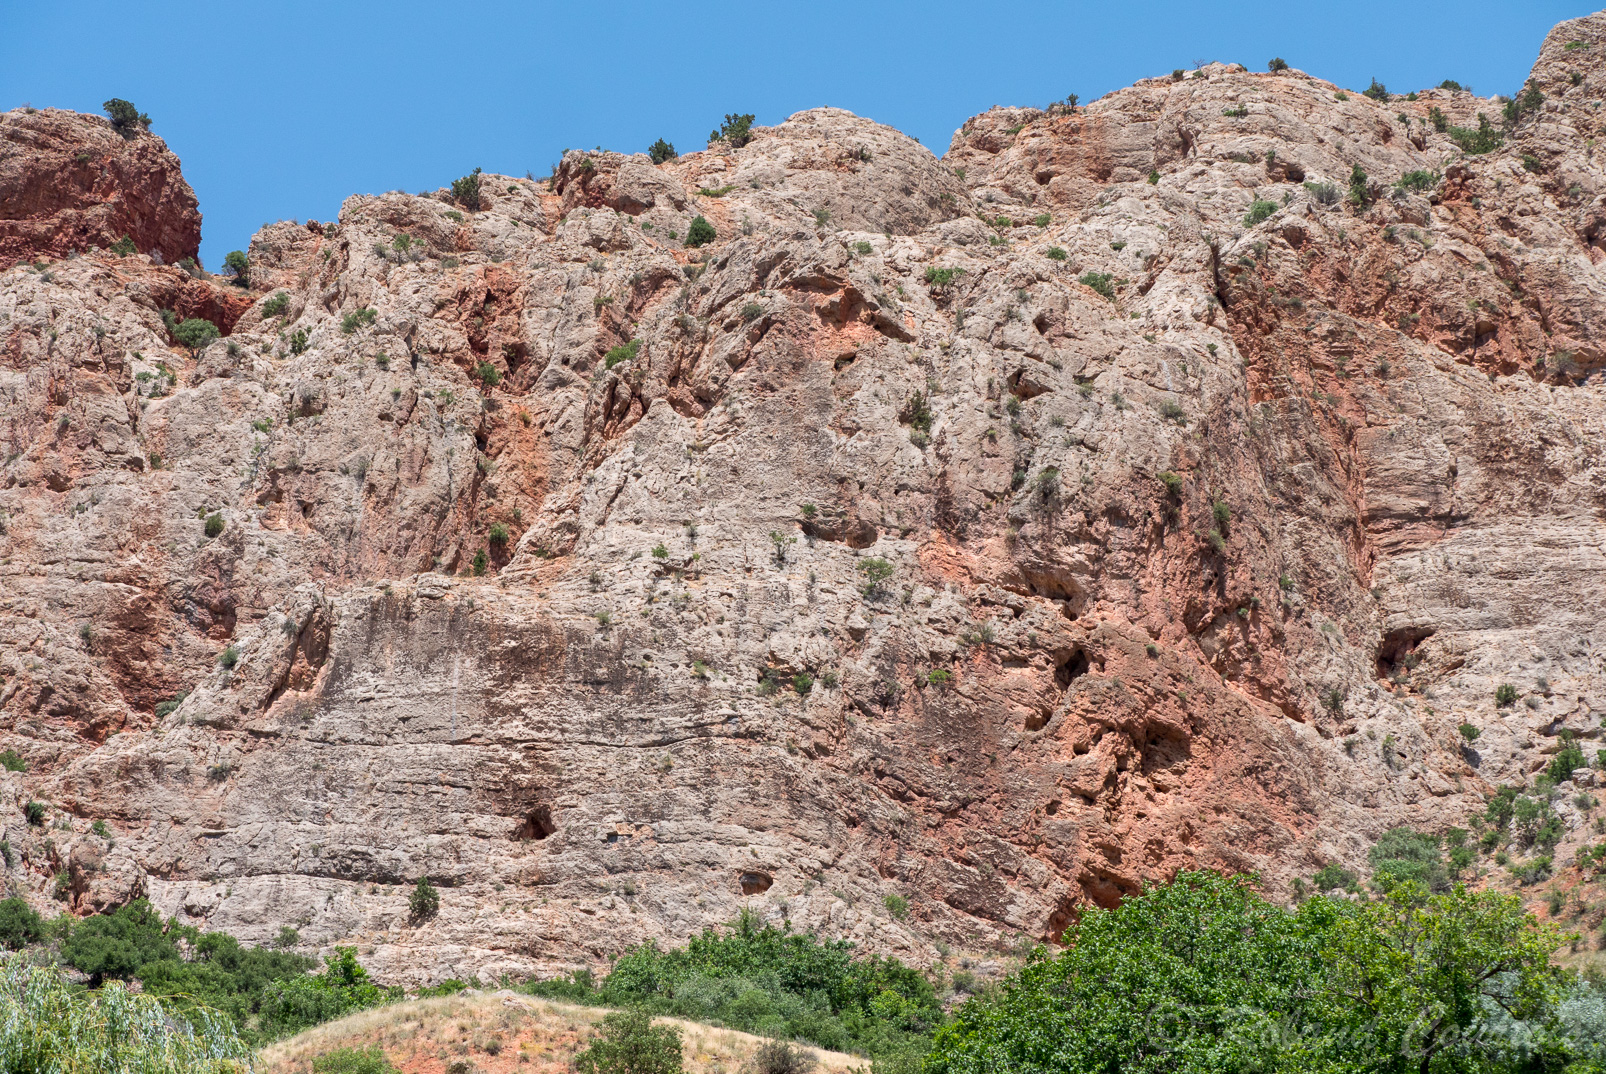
926, 871, 1571, 1074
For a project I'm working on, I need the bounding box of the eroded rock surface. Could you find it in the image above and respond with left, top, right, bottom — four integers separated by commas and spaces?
0, 109, 201, 270
4, 15, 1606, 985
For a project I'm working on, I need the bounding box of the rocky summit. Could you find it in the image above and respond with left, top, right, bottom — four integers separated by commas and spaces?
4, 11, 1606, 988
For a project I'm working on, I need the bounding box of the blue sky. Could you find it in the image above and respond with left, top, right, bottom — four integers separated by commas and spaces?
3, 1, 1592, 268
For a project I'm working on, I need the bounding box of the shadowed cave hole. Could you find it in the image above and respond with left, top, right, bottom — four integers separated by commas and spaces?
740, 871, 773, 895
1056, 649, 1090, 690
514, 805, 556, 841
1376, 626, 1435, 681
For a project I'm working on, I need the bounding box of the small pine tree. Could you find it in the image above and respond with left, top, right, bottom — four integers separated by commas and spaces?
1268, 57, 1289, 72
408, 877, 439, 924
648, 138, 677, 164
102, 98, 150, 133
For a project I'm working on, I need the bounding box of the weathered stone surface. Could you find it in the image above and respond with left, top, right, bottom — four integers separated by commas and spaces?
4, 18, 1606, 986
0, 108, 201, 270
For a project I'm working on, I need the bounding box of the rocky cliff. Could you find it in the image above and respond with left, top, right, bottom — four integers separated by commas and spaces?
4, 12, 1606, 985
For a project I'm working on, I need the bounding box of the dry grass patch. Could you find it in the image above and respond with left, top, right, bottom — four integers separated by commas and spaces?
258, 992, 868, 1074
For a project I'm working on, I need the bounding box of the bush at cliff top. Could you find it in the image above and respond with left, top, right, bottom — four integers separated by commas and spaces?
0, 954, 250, 1073
924, 870, 1573, 1074
103, 97, 151, 132
524, 909, 939, 1057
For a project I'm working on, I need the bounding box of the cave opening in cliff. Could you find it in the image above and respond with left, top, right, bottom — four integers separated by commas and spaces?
740, 871, 773, 895
1375, 626, 1434, 682
1056, 648, 1090, 690
514, 805, 556, 841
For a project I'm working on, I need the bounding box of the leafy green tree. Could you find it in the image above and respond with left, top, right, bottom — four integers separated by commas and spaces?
926, 873, 1573, 1074
1312, 883, 1568, 1073
857, 558, 895, 596
927, 871, 1334, 1074
223, 250, 249, 285
172, 317, 220, 355
686, 216, 717, 247
102, 98, 151, 133
648, 139, 678, 164
1369, 827, 1449, 893
0, 955, 249, 1073
61, 898, 183, 987
257, 946, 399, 1038
0, 898, 42, 950
576, 1009, 683, 1074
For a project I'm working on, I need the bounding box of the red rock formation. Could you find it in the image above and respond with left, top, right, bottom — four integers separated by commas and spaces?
0, 107, 201, 270
6, 15, 1606, 988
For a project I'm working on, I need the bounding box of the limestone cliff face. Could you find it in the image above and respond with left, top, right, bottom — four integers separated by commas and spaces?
4, 13, 1606, 985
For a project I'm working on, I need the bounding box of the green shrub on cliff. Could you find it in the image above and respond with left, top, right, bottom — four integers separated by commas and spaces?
103, 97, 151, 133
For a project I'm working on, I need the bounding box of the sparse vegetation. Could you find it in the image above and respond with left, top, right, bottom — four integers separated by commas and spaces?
1447, 114, 1504, 154
408, 877, 439, 924
102, 97, 151, 134
686, 216, 717, 247
648, 139, 678, 164
1395, 170, 1438, 193
1242, 199, 1278, 227
451, 168, 483, 211
341, 308, 377, 334
857, 557, 895, 597
710, 113, 756, 148
172, 318, 219, 355
606, 339, 642, 369
1303, 181, 1341, 206
1077, 271, 1115, 300
263, 291, 290, 318
1496, 683, 1518, 707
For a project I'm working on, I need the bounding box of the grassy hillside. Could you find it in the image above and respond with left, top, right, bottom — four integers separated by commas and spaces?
258, 993, 868, 1074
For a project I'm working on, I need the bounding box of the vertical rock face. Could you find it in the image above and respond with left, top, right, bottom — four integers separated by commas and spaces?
0, 108, 202, 270
4, 16, 1606, 985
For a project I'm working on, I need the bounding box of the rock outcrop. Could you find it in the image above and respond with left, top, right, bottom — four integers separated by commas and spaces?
4, 14, 1606, 985
0, 108, 202, 271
